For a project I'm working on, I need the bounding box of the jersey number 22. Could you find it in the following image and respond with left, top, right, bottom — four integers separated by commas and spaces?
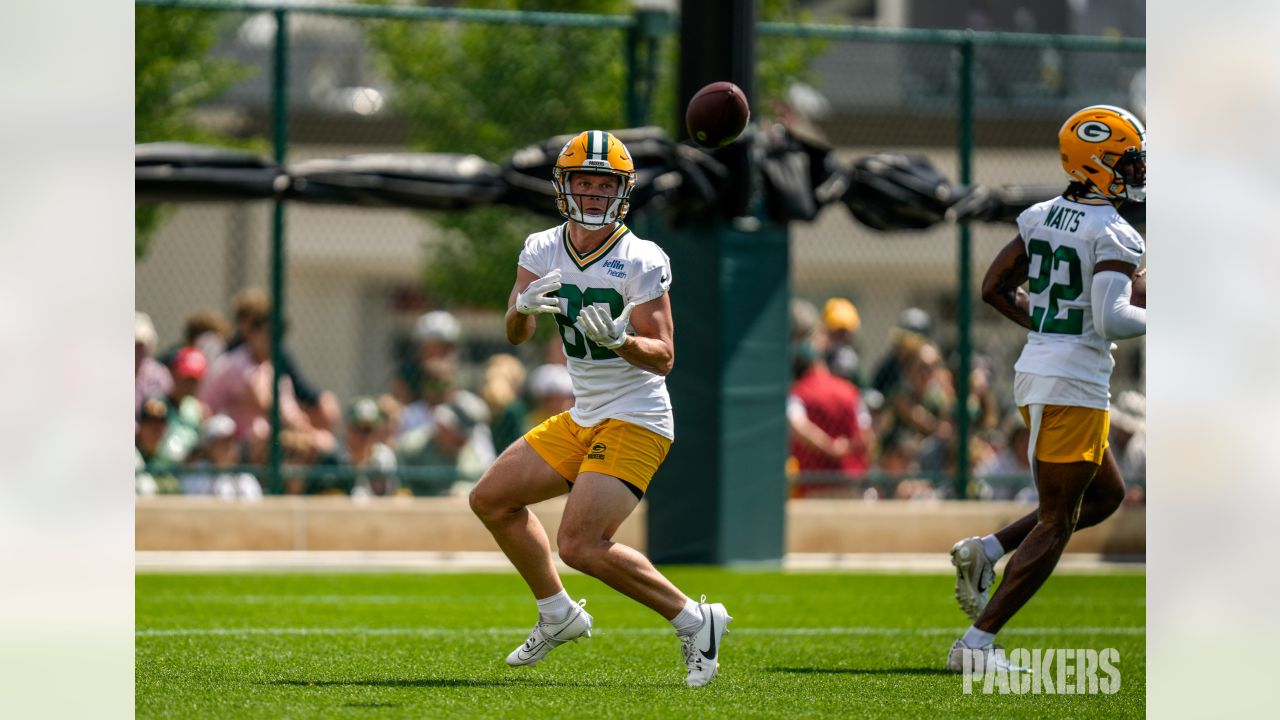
1027, 238, 1084, 335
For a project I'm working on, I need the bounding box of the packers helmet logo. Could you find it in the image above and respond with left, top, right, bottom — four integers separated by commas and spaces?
1076, 120, 1112, 143
591, 443, 606, 453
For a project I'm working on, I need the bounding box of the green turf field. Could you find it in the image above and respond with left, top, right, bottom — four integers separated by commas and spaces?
136, 569, 1144, 718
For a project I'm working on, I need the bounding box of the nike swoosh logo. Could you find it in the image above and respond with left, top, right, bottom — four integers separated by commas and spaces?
700, 611, 717, 660
518, 641, 545, 660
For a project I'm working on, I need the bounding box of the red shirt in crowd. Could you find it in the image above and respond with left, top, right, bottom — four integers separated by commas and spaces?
788, 365, 869, 475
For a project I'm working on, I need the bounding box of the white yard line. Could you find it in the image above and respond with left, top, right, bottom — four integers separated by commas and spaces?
136, 625, 1145, 638
136, 550, 1144, 573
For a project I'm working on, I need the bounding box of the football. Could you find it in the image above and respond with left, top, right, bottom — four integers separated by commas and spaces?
685, 81, 751, 148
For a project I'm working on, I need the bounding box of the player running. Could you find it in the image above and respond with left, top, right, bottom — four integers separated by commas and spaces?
946, 106, 1147, 671
469, 130, 732, 687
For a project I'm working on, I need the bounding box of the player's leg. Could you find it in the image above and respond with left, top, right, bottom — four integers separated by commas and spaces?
469, 438, 571, 599
989, 446, 1124, 552
557, 471, 686, 617
972, 458, 1097, 634
557, 471, 732, 687
471, 438, 596, 668
947, 403, 1109, 671
946, 457, 1096, 672
1075, 446, 1125, 530
951, 406, 1119, 621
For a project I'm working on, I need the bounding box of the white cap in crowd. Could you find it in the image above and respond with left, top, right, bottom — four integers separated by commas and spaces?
1110, 390, 1146, 434
527, 363, 573, 400
200, 414, 237, 445
135, 312, 158, 353
413, 310, 461, 344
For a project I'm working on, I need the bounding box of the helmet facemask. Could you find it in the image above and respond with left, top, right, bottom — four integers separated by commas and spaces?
1101, 148, 1146, 202
554, 169, 632, 230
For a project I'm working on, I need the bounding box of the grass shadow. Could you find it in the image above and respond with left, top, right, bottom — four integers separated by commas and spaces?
269, 679, 518, 689
768, 666, 954, 677
266, 676, 670, 689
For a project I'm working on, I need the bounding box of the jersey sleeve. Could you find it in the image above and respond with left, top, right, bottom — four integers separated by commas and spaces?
627, 244, 672, 306
1015, 202, 1048, 245
517, 232, 553, 277
1095, 217, 1145, 266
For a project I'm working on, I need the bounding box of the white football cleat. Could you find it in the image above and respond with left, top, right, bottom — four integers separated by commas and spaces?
680, 596, 732, 687
951, 536, 995, 622
945, 638, 1029, 673
505, 598, 592, 667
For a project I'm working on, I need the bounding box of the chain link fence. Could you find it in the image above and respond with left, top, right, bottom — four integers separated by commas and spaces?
779, 27, 1145, 499
135, 2, 1144, 501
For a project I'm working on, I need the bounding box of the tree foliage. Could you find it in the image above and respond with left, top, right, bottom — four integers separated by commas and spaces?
365, 0, 826, 311
135, 7, 254, 259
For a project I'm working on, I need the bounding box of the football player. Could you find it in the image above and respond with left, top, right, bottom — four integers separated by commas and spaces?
469, 130, 732, 687
946, 106, 1147, 672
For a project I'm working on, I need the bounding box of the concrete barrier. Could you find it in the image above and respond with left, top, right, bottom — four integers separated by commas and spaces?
135, 497, 1143, 556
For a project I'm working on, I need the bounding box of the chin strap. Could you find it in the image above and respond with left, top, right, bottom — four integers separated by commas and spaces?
575, 214, 610, 230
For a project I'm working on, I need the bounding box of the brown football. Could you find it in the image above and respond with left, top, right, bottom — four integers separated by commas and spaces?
685, 81, 751, 148
1131, 268, 1146, 308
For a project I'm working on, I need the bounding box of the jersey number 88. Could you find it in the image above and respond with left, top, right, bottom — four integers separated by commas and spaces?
553, 283, 626, 359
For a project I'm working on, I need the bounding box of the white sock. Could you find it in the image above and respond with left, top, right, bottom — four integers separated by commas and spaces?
670, 598, 703, 636
536, 590, 575, 623
961, 625, 996, 649
980, 534, 1005, 563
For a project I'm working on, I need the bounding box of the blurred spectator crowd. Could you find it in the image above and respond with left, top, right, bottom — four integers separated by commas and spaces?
786, 297, 1146, 504
136, 289, 1144, 503
135, 289, 575, 500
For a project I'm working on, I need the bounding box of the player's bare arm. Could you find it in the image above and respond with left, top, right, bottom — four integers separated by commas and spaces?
611, 293, 674, 376
981, 235, 1034, 330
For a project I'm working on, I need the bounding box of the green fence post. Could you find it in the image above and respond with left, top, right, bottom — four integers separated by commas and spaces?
954, 33, 975, 500
625, 13, 640, 127
625, 9, 667, 128
267, 8, 289, 495
641, 212, 790, 565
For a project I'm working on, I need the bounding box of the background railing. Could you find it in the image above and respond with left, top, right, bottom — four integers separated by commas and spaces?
134, 0, 1146, 500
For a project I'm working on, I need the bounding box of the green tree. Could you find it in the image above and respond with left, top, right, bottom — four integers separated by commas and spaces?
135, 7, 255, 259
367, 0, 630, 310
366, 0, 826, 311
646, 0, 829, 136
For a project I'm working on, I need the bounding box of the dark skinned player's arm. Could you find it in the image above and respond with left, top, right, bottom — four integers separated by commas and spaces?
1094, 259, 1137, 278
981, 236, 1034, 330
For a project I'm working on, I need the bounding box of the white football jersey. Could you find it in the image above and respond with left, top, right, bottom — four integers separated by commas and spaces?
1012, 196, 1145, 409
518, 222, 674, 439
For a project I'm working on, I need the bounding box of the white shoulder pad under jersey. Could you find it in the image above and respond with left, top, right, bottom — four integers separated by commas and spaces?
518, 223, 674, 439
1012, 197, 1145, 408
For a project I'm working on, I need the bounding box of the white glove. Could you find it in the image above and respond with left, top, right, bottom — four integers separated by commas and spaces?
575, 302, 636, 350
516, 269, 564, 316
